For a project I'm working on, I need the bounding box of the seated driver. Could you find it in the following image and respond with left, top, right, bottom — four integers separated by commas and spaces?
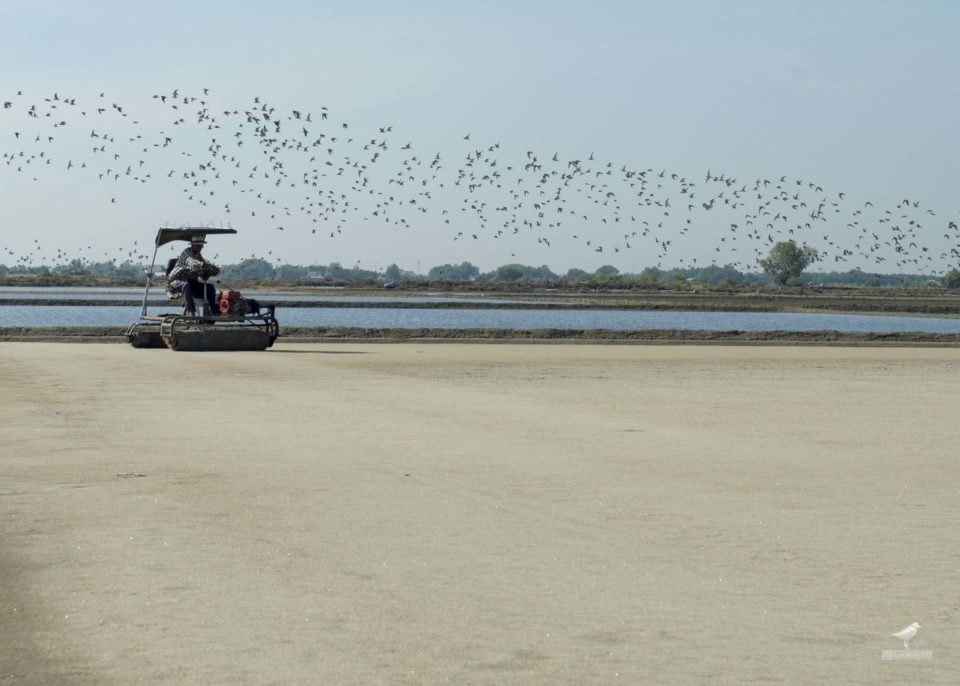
166, 235, 221, 316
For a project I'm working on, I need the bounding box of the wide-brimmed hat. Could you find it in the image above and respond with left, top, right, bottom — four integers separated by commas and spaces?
190, 234, 206, 244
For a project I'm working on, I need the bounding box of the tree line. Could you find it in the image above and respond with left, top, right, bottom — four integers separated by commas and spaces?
2, 243, 960, 288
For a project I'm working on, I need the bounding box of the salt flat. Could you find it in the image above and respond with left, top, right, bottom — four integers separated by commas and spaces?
2, 342, 958, 684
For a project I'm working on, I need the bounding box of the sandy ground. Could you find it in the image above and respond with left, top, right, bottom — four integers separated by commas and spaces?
2, 342, 959, 684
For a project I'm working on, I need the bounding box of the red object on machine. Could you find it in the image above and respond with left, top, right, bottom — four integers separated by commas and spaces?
218, 289, 244, 315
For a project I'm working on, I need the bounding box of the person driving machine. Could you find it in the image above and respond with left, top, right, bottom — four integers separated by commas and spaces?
166, 234, 221, 316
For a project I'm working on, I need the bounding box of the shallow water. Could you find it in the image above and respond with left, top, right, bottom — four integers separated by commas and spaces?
3, 304, 960, 333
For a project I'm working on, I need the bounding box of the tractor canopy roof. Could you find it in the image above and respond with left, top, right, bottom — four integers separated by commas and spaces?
155, 227, 237, 247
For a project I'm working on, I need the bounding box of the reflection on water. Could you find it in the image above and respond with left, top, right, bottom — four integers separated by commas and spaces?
3, 304, 960, 333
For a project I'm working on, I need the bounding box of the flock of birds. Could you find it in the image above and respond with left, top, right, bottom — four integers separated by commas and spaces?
2, 87, 960, 274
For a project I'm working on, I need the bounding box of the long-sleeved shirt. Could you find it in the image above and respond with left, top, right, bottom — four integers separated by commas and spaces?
167, 247, 216, 291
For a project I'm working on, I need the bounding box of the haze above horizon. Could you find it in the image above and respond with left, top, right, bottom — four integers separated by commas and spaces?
2, 1, 958, 275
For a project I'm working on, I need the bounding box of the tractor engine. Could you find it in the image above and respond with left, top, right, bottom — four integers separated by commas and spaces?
218, 289, 248, 316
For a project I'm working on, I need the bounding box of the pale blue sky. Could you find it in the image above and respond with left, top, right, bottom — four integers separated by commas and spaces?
2, 1, 958, 273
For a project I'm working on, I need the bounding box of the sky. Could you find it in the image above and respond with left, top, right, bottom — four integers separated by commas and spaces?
1, 0, 959, 275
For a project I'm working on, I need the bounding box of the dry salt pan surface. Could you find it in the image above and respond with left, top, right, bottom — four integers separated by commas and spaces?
2, 342, 959, 684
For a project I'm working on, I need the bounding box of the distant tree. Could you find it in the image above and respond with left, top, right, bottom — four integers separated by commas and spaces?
384, 263, 403, 281
53, 258, 89, 275
275, 264, 308, 280
487, 264, 556, 281
428, 262, 479, 281
494, 264, 525, 281
349, 267, 380, 280
87, 261, 119, 277
528, 264, 557, 280
114, 261, 143, 279
942, 269, 960, 289
566, 268, 587, 279
0, 264, 7, 276
634, 272, 658, 285
321, 261, 342, 277
323, 261, 380, 280
693, 263, 744, 285
759, 240, 819, 285
456, 261, 480, 280
594, 264, 620, 277
222, 258, 274, 280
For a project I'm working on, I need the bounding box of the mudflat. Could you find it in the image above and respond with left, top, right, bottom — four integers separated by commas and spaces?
2, 342, 958, 684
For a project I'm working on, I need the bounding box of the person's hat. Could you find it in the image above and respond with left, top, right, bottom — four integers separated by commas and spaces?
190, 234, 206, 244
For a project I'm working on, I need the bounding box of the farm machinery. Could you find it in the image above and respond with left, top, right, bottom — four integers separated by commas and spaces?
125, 227, 279, 351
